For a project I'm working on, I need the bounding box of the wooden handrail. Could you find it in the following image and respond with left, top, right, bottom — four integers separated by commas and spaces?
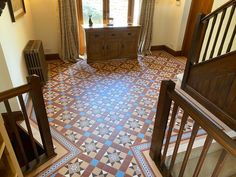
168, 89, 236, 156
0, 84, 31, 102
0, 75, 56, 174
150, 80, 236, 177
201, 0, 236, 22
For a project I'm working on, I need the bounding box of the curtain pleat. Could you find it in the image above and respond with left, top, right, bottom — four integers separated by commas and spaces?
138, 0, 155, 55
58, 0, 80, 62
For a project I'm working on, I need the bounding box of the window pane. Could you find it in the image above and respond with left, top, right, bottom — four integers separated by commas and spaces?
133, 0, 141, 24
109, 0, 128, 25
82, 0, 103, 25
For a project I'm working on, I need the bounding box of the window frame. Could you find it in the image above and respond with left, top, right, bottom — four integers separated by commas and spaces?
78, 0, 136, 25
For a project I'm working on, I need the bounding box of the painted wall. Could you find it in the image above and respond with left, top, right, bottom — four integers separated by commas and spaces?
0, 43, 19, 112
0, 0, 35, 87
152, 0, 192, 51
29, 0, 60, 54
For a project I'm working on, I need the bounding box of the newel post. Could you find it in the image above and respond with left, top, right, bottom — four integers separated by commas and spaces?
150, 80, 175, 165
27, 75, 55, 157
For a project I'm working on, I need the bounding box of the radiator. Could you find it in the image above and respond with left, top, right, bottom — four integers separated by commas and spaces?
24, 40, 48, 83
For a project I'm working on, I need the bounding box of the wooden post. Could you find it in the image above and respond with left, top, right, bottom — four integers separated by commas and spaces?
150, 80, 175, 165
181, 14, 205, 90
27, 75, 55, 157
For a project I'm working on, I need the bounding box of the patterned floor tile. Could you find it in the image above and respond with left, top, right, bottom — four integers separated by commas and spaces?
35, 51, 186, 176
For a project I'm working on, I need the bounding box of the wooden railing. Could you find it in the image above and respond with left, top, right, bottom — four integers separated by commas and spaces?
150, 80, 236, 177
186, 0, 236, 65
181, 0, 236, 131
0, 75, 56, 174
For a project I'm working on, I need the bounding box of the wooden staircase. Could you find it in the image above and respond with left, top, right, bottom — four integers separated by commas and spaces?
150, 1, 236, 176
0, 75, 56, 175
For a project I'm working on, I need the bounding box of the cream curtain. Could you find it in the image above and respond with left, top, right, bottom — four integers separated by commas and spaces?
58, 0, 80, 62
138, 0, 155, 55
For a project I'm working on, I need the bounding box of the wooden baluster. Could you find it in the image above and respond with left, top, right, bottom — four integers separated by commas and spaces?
150, 80, 175, 165
218, 4, 235, 56
202, 15, 218, 61
178, 122, 200, 177
27, 75, 55, 157
18, 94, 39, 160
193, 135, 213, 177
211, 150, 228, 177
227, 24, 236, 53
167, 112, 188, 177
160, 103, 179, 166
4, 100, 29, 167
209, 9, 226, 59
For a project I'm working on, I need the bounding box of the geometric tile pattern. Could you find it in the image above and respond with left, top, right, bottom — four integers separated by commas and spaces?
37, 51, 186, 176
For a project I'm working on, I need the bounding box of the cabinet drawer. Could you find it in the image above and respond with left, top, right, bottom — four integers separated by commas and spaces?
106, 31, 121, 39
122, 30, 138, 38
88, 31, 104, 40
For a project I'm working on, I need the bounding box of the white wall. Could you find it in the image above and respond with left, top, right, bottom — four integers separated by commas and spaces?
0, 43, 20, 112
152, 0, 192, 51
29, 0, 60, 54
0, 0, 35, 87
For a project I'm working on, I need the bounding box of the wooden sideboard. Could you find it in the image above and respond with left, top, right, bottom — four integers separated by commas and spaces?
83, 24, 141, 63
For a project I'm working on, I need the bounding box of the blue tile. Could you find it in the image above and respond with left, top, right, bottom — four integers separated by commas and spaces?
145, 119, 152, 125
64, 124, 72, 129
84, 132, 91, 137
80, 112, 85, 116
116, 125, 123, 130
48, 118, 54, 122
90, 159, 99, 166
105, 140, 112, 146
138, 133, 145, 139
47, 101, 53, 104
128, 150, 133, 156
96, 118, 104, 123
116, 171, 125, 177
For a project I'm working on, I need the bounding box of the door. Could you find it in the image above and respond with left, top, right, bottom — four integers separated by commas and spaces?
105, 39, 120, 60
120, 39, 138, 58
182, 0, 214, 57
87, 39, 105, 61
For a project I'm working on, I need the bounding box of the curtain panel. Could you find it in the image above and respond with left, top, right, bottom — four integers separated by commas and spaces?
138, 0, 155, 55
58, 0, 80, 62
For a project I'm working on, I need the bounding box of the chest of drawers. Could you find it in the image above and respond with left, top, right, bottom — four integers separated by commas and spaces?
83, 25, 141, 63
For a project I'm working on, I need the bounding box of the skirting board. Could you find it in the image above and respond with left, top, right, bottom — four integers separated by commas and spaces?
151, 45, 182, 57
45, 54, 60, 61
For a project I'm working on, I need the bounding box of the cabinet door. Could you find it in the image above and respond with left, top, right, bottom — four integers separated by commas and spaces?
105, 39, 120, 60
87, 39, 105, 62
120, 40, 138, 59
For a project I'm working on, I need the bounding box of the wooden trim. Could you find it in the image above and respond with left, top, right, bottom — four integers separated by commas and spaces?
103, 0, 109, 24
151, 45, 182, 56
45, 54, 60, 61
128, 0, 134, 23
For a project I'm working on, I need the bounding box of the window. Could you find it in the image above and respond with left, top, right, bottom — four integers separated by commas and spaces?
80, 0, 142, 25
82, 0, 103, 25
109, 0, 128, 25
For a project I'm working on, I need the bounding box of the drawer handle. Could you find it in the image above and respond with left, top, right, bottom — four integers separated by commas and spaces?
128, 33, 132, 36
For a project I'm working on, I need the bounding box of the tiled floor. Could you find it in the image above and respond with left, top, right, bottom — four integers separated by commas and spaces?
37, 51, 185, 176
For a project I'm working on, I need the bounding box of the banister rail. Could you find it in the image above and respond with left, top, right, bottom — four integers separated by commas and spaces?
201, 0, 236, 22
0, 75, 56, 174
168, 88, 236, 156
150, 80, 236, 177
0, 84, 31, 102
